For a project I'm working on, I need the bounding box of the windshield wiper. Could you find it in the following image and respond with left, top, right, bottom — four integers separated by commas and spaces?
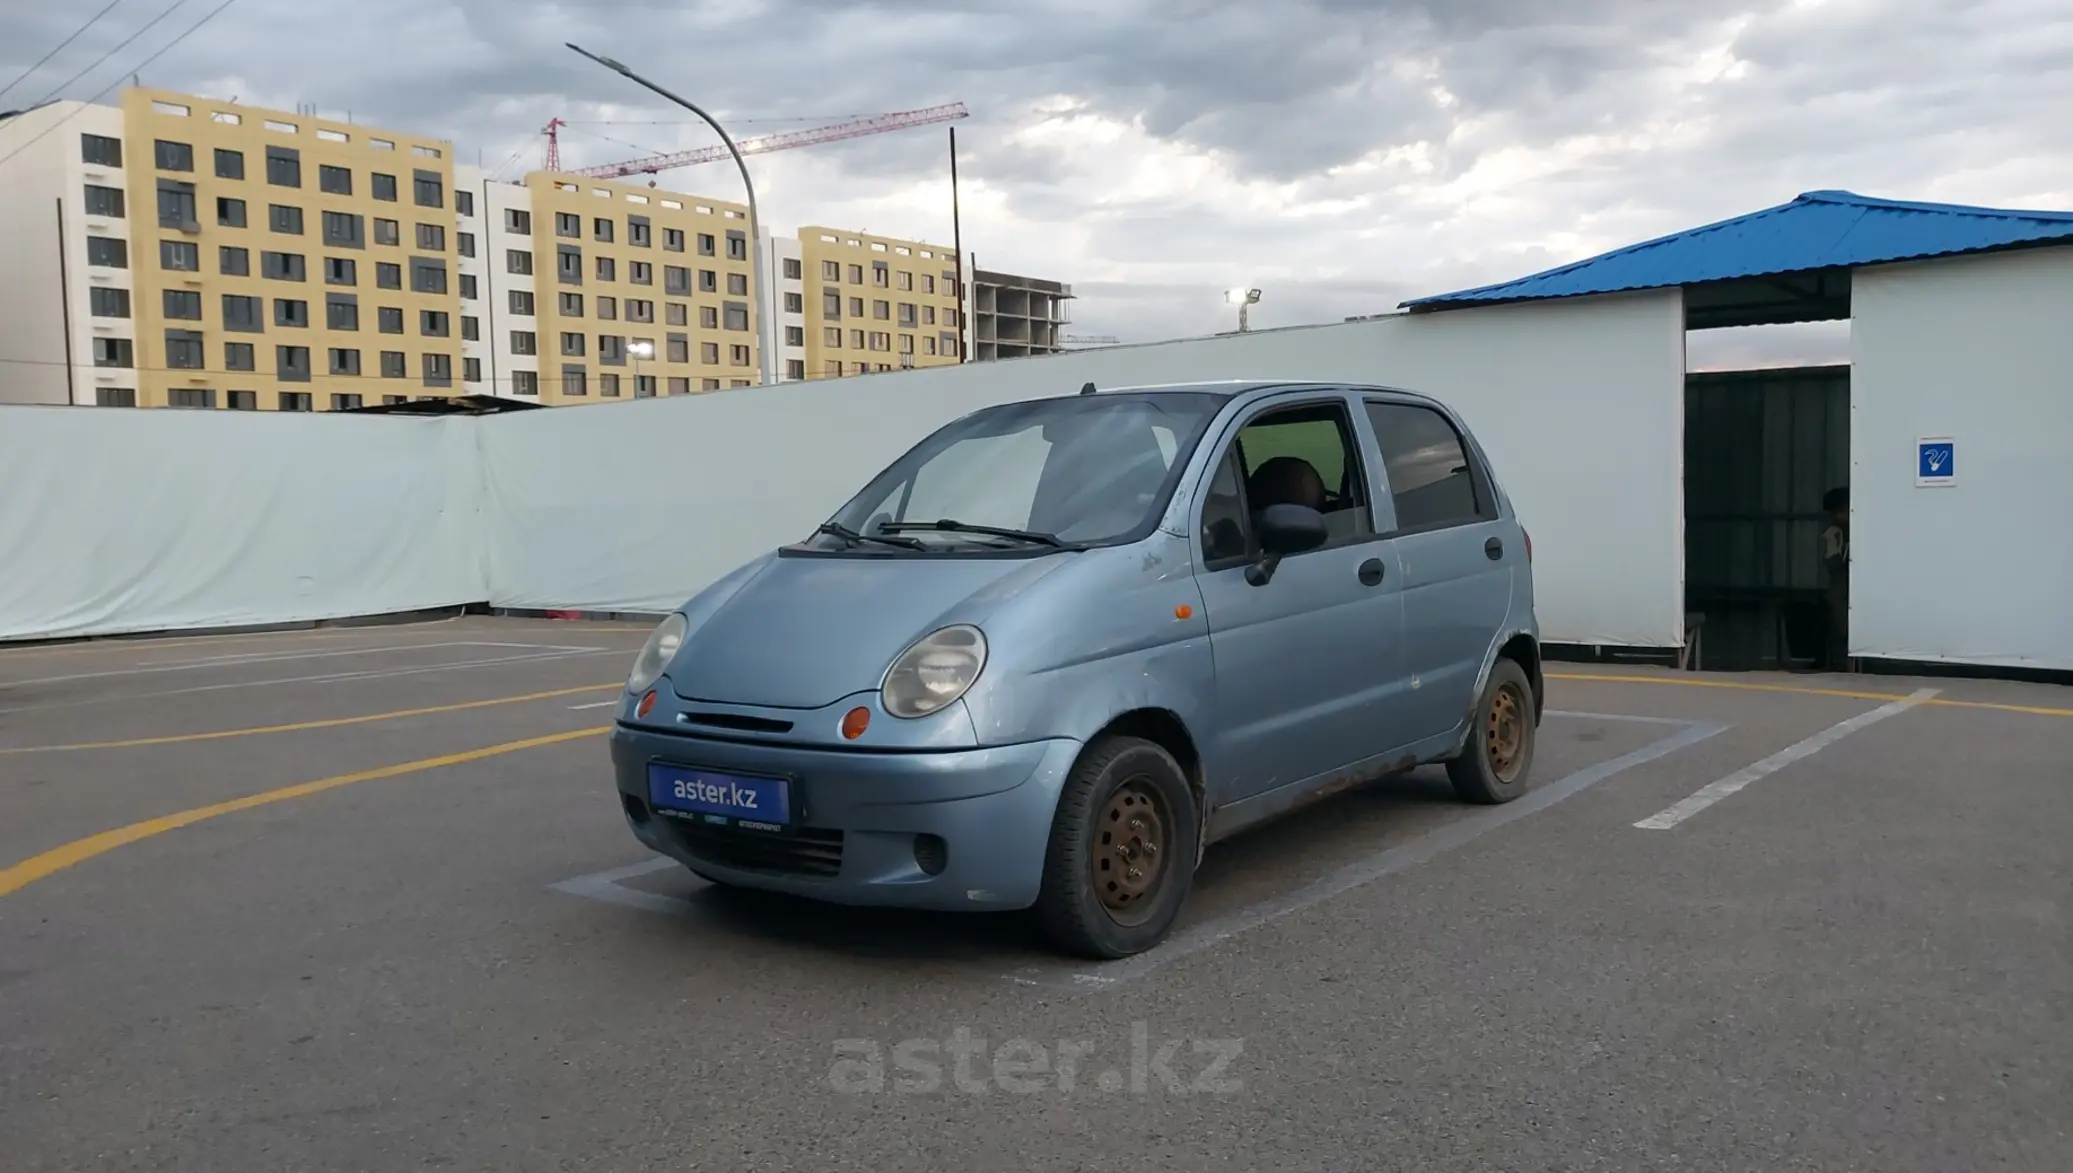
880, 519, 1078, 549
815, 522, 927, 550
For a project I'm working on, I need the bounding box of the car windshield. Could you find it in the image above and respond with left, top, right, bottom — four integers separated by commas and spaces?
816, 391, 1228, 551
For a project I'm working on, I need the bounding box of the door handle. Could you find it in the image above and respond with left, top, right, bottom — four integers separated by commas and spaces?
1357, 558, 1385, 586
1484, 536, 1503, 561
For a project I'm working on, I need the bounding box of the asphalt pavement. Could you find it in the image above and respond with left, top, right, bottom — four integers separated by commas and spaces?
1, 616, 2067, 1171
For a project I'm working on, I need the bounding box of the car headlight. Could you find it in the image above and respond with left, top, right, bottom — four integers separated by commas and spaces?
881, 624, 987, 718
626, 612, 688, 694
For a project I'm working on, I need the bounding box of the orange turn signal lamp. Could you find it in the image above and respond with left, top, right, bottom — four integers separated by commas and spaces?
841, 706, 871, 740
637, 690, 657, 718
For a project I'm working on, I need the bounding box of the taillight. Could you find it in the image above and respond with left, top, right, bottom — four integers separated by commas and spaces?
1523, 529, 1532, 562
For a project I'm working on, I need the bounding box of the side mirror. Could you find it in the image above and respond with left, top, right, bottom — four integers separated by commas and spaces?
1245, 504, 1328, 586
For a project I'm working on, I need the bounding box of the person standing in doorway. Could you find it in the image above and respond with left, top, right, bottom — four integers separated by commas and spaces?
1822, 487, 1850, 669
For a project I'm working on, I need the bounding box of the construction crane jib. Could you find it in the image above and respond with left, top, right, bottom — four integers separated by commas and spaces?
562, 103, 970, 179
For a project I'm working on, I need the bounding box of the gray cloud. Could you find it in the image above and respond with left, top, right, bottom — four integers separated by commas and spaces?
2, 0, 2069, 347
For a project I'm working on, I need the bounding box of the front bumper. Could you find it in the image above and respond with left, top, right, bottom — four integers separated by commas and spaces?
610, 723, 1082, 911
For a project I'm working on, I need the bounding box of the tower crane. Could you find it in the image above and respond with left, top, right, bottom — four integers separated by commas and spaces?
541, 103, 969, 180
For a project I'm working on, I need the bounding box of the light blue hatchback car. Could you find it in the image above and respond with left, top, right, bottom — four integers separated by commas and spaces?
610, 379, 1542, 958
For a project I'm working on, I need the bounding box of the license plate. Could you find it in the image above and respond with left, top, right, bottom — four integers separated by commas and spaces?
646, 763, 791, 827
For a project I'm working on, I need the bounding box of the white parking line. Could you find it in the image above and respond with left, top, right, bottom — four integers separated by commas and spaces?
1632, 688, 1938, 830
548, 712, 1731, 993
568, 700, 621, 710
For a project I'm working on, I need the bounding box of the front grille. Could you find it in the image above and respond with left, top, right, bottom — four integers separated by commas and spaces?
668, 820, 844, 878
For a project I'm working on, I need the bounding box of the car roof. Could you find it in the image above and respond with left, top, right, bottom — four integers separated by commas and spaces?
1038, 379, 1446, 407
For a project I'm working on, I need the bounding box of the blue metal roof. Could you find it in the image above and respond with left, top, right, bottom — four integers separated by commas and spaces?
1404, 190, 2073, 309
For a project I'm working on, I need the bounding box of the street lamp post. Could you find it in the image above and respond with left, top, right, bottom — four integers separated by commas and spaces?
1225, 287, 1262, 333
566, 43, 776, 388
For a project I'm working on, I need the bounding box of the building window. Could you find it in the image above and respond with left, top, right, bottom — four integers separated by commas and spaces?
225, 340, 257, 370
668, 376, 689, 395
600, 373, 621, 397
85, 236, 127, 268
627, 299, 654, 324
455, 190, 474, 217
593, 216, 614, 243
268, 203, 304, 235
557, 245, 583, 284
459, 278, 476, 308
373, 218, 400, 246
376, 262, 402, 289
457, 231, 475, 258
700, 341, 719, 364
331, 392, 363, 410
922, 275, 935, 294
663, 228, 684, 252
324, 256, 356, 286
217, 196, 247, 227
595, 256, 615, 281
848, 264, 864, 285
726, 232, 747, 260
873, 261, 890, 287
596, 295, 617, 321
91, 337, 133, 367
666, 334, 689, 362
507, 249, 533, 275
559, 291, 583, 316
83, 184, 125, 217
705, 377, 724, 391
784, 258, 802, 279
228, 390, 257, 410
730, 344, 750, 366
783, 292, 803, 313
560, 332, 585, 357
161, 240, 200, 271
561, 365, 587, 396
329, 348, 361, 376
274, 298, 310, 328
461, 314, 479, 341
923, 305, 936, 325
511, 330, 537, 355
727, 272, 747, 296
629, 261, 652, 286
380, 350, 406, 378
821, 260, 839, 280
870, 331, 890, 351
260, 251, 305, 281
413, 170, 443, 208
410, 257, 448, 294
504, 208, 530, 234
321, 210, 364, 248
157, 180, 198, 229
848, 297, 864, 316
629, 217, 651, 248
897, 271, 912, 291
326, 295, 359, 330
276, 345, 312, 381
463, 356, 481, 383
696, 233, 716, 257
555, 212, 580, 239
665, 302, 687, 326
279, 392, 312, 411
372, 172, 398, 201
633, 373, 658, 397
598, 335, 626, 365
90, 286, 130, 318
724, 303, 749, 332
264, 146, 300, 187
786, 359, 806, 379
664, 265, 690, 294
155, 139, 194, 171
821, 291, 841, 318
784, 325, 804, 346
898, 333, 915, 354
873, 300, 890, 321
319, 164, 352, 195
898, 303, 917, 328
210, 147, 242, 179
81, 133, 123, 168
823, 326, 841, 347
512, 370, 538, 396
850, 329, 865, 349
924, 336, 937, 355
700, 306, 718, 329
509, 290, 535, 315
420, 310, 449, 337
162, 289, 202, 320
415, 222, 444, 250
378, 306, 404, 334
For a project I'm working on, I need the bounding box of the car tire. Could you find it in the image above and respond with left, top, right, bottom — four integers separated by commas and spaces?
1447, 657, 1537, 804
1032, 736, 1200, 960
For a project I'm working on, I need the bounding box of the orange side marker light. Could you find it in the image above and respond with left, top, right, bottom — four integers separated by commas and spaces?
1174, 604, 1194, 620
637, 690, 657, 718
841, 706, 871, 740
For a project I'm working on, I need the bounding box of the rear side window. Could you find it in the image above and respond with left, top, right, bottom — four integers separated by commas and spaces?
1364, 402, 1491, 531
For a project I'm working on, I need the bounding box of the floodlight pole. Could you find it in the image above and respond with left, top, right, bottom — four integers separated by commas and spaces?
567, 43, 775, 388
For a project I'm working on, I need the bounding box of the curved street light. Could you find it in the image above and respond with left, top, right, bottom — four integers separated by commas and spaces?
566, 43, 776, 388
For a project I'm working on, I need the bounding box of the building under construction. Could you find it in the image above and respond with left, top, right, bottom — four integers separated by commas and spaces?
969, 269, 1074, 360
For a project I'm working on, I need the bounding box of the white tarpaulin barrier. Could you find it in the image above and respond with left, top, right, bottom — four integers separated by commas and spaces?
0, 408, 486, 641
480, 291, 1688, 647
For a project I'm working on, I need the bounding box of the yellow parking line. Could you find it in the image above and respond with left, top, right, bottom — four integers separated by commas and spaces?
1548, 671, 2073, 718
0, 683, 621, 754
0, 725, 612, 899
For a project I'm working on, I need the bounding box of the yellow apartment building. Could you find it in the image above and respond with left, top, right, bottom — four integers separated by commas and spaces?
516, 174, 760, 404
114, 88, 462, 410
797, 226, 964, 380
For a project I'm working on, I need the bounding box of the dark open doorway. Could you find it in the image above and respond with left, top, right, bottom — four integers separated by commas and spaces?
1683, 365, 1850, 671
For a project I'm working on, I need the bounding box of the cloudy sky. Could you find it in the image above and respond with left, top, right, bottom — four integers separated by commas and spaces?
4, 0, 2070, 365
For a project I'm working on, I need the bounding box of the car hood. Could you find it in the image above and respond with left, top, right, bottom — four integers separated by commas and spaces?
667, 551, 1072, 709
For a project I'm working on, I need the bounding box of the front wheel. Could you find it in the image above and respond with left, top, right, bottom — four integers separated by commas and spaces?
1032, 736, 1200, 960
1447, 657, 1536, 804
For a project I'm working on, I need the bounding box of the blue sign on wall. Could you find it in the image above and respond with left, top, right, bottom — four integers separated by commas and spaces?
1916, 437, 1955, 487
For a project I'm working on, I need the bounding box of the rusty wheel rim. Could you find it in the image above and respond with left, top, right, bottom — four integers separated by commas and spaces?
1486, 682, 1527, 784
1093, 778, 1169, 926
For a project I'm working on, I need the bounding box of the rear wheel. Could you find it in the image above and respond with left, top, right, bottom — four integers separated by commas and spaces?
1447, 657, 1536, 804
1033, 736, 1200, 959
